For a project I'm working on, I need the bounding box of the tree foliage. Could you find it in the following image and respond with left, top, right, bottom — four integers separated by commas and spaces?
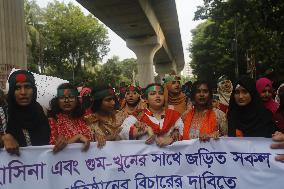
118, 58, 138, 83
25, 0, 44, 73
41, 0, 110, 81
190, 0, 284, 84
190, 20, 235, 85
24, 0, 110, 83
91, 56, 138, 87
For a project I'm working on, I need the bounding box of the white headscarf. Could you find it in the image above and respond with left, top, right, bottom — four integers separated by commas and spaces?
217, 77, 233, 106
275, 83, 284, 104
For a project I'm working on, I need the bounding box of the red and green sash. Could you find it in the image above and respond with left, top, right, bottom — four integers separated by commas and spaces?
138, 108, 180, 136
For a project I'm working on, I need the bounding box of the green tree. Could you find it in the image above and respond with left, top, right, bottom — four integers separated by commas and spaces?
191, 0, 284, 81
24, 0, 44, 73
40, 0, 109, 81
89, 56, 138, 87
190, 20, 235, 86
117, 58, 137, 84
24, 0, 110, 84
95, 56, 122, 86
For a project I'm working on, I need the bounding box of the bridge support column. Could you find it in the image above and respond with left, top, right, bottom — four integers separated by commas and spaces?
126, 36, 161, 88
0, 0, 26, 89
155, 62, 177, 83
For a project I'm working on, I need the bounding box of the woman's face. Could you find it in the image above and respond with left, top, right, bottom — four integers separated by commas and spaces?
260, 85, 273, 102
14, 82, 34, 106
100, 95, 115, 113
168, 80, 181, 94
212, 99, 219, 108
125, 90, 140, 105
146, 89, 165, 109
194, 84, 210, 106
234, 85, 252, 106
58, 94, 77, 113
220, 80, 232, 93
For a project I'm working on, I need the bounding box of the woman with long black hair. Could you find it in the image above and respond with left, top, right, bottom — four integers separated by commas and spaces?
85, 85, 122, 148
48, 83, 93, 152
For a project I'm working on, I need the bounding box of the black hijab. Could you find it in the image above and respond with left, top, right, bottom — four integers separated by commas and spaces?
6, 70, 50, 146
227, 76, 276, 137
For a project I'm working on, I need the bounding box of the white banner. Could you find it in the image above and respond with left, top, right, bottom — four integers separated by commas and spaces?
0, 138, 284, 189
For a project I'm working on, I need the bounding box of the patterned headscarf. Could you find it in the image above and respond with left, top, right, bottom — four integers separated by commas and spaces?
79, 87, 92, 97
275, 83, 284, 104
217, 75, 232, 106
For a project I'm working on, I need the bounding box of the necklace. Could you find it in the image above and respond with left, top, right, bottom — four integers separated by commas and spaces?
190, 110, 207, 138
149, 108, 164, 120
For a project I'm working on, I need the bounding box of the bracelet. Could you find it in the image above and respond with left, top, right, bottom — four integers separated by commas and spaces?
169, 136, 177, 145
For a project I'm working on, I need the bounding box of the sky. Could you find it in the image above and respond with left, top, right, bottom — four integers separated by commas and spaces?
35, 0, 204, 73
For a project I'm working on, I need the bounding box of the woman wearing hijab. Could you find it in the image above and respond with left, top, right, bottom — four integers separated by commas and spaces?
217, 75, 233, 114
273, 84, 284, 132
228, 76, 276, 137
1, 70, 50, 155
256, 77, 279, 114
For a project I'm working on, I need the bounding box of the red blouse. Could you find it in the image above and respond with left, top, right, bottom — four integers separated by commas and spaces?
49, 113, 93, 144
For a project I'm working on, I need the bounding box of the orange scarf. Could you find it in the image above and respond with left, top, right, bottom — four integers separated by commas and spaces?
138, 109, 180, 136
164, 83, 187, 114
183, 108, 217, 140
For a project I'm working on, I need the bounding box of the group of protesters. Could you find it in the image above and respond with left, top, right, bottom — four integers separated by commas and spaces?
0, 69, 284, 161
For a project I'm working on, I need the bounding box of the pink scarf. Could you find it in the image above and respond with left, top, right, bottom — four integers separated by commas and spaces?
256, 77, 279, 114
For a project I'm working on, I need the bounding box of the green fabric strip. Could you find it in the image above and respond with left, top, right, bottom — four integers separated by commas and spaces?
57, 89, 78, 97
93, 89, 114, 99
163, 75, 181, 83
145, 85, 164, 95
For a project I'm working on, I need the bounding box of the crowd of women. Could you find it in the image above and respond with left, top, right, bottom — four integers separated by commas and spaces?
0, 69, 284, 161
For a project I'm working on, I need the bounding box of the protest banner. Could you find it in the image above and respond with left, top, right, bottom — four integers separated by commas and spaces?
0, 138, 284, 189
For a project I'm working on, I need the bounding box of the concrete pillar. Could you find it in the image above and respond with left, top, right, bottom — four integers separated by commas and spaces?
126, 36, 162, 88
0, 0, 27, 89
155, 61, 177, 83
155, 65, 168, 83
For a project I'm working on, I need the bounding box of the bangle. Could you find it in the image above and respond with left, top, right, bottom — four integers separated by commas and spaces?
171, 133, 179, 142
169, 136, 175, 145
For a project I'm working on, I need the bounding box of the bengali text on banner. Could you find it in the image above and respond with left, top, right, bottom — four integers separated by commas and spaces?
0, 138, 284, 189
